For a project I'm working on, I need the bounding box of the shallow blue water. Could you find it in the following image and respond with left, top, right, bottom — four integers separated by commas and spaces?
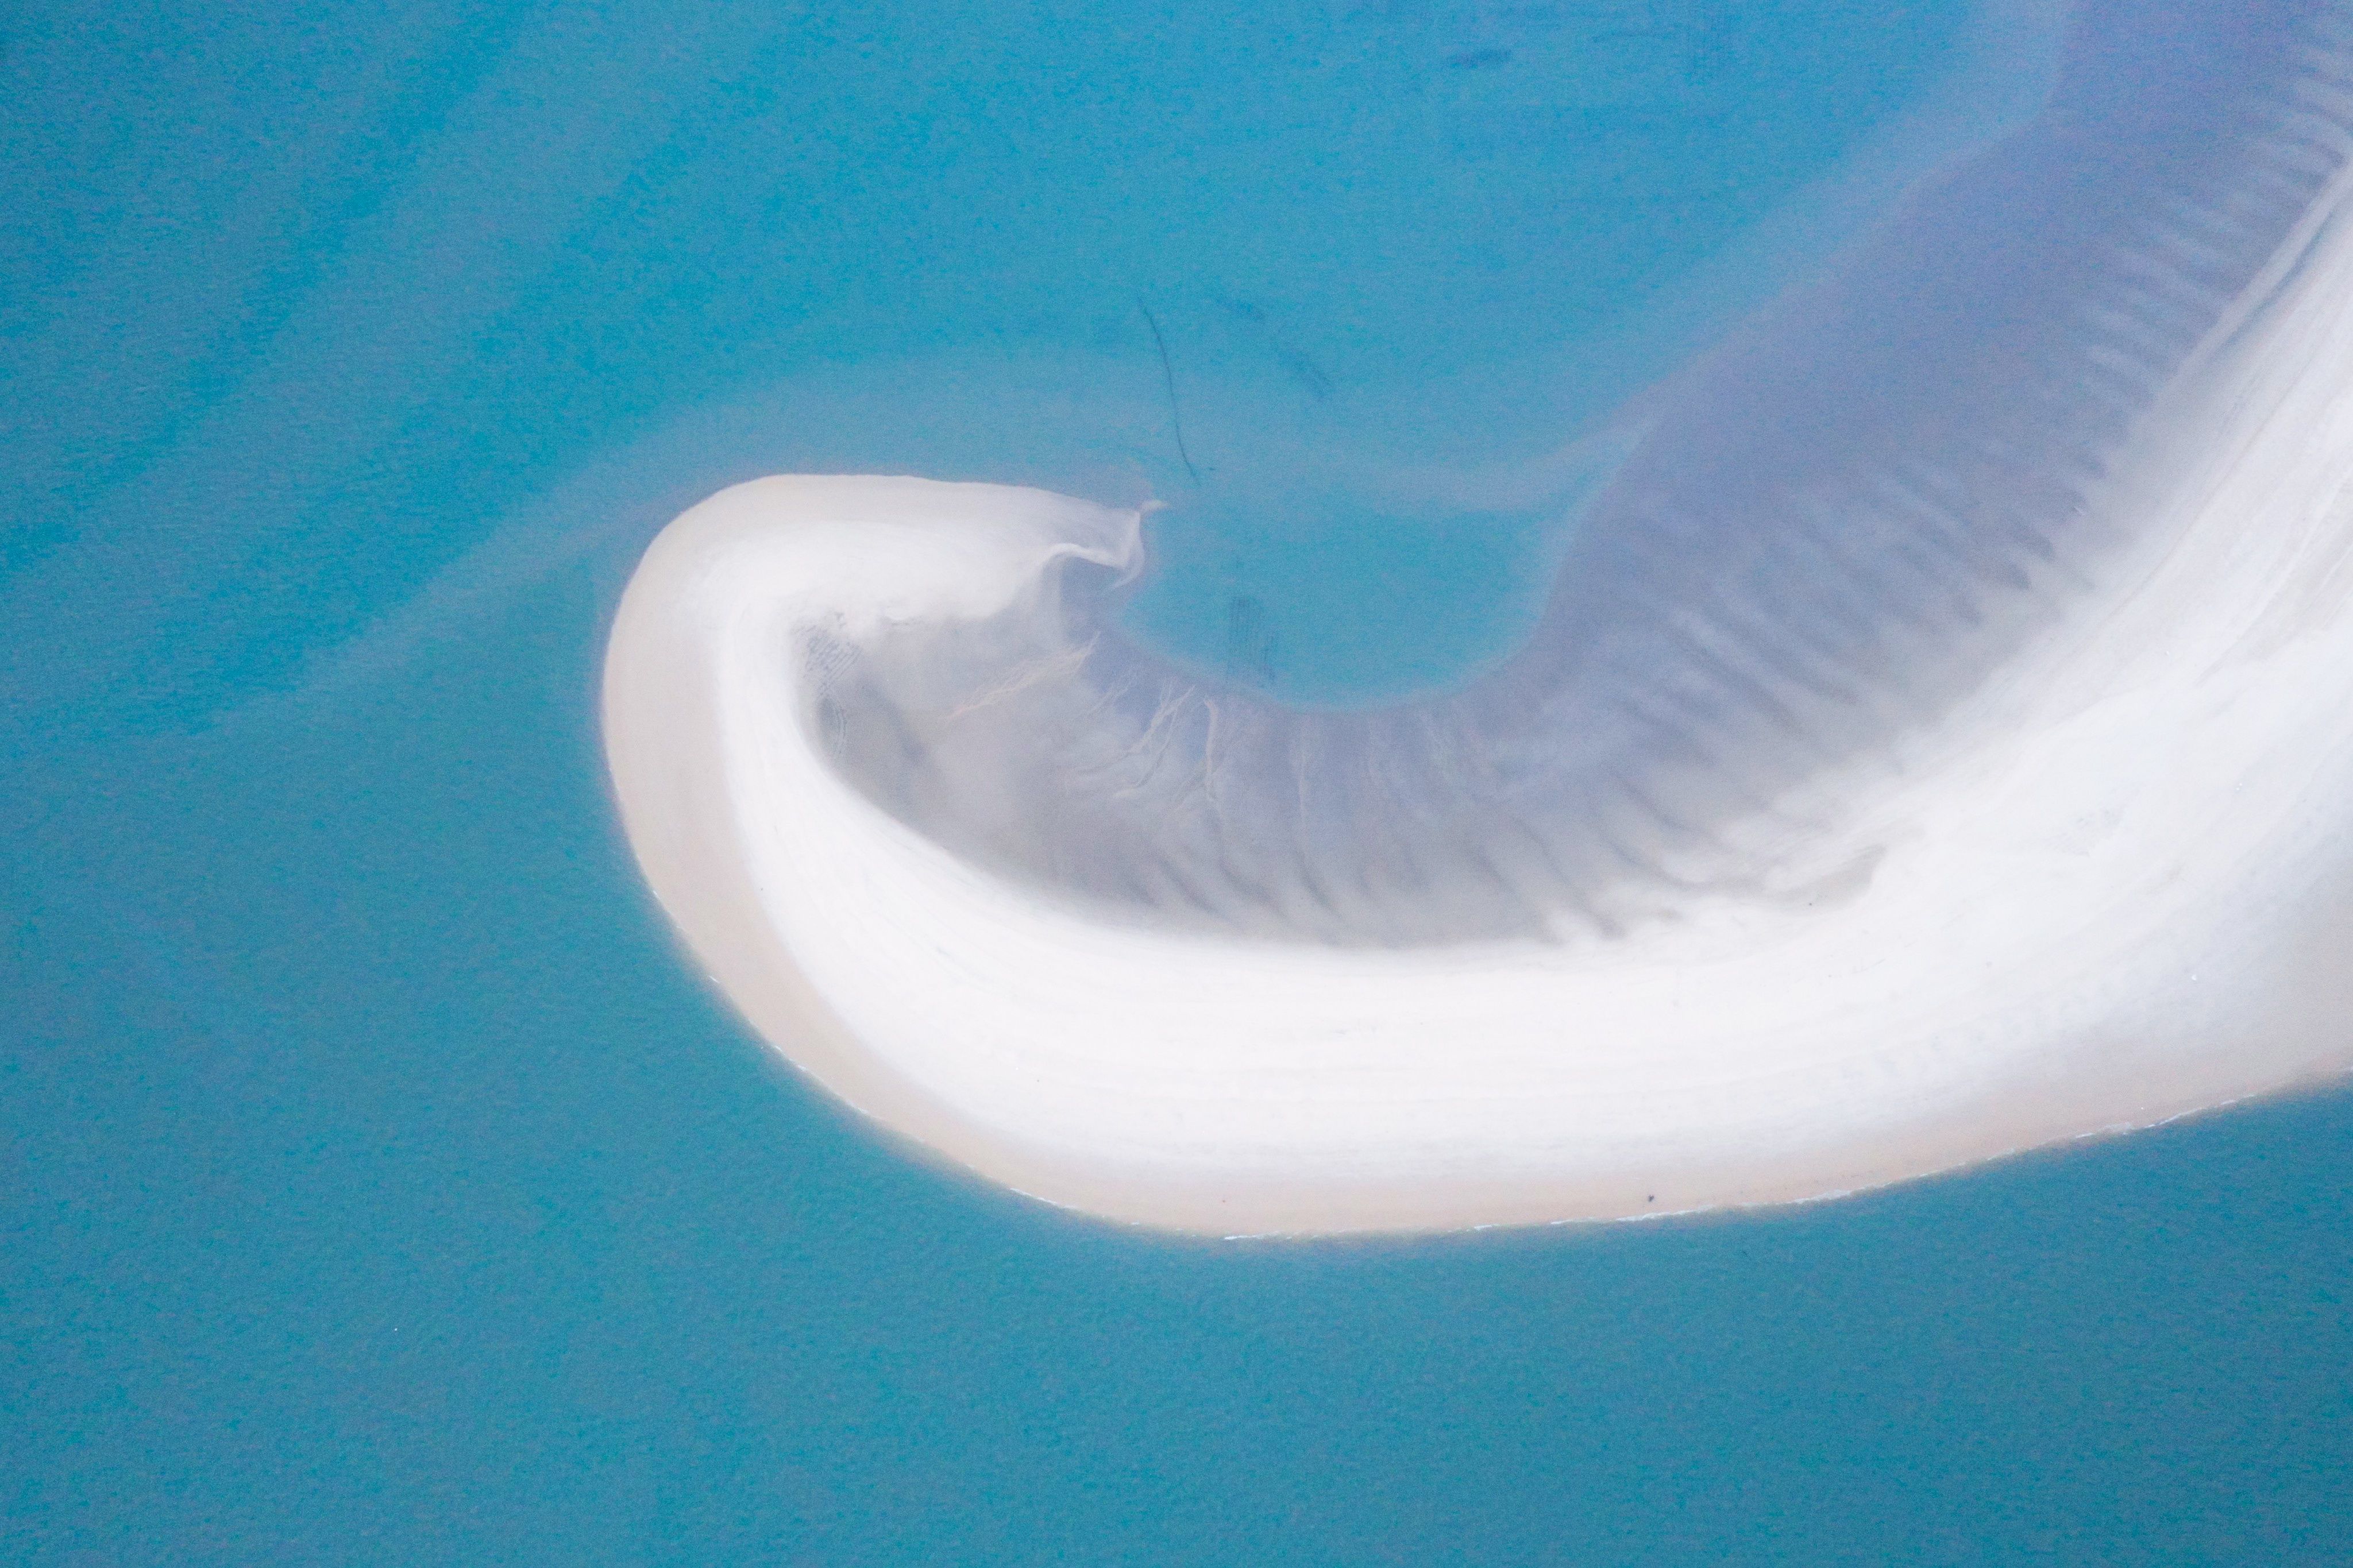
6, 2, 2351, 1562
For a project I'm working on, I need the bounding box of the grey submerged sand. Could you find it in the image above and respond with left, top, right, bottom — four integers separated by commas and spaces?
604, 3, 2353, 1234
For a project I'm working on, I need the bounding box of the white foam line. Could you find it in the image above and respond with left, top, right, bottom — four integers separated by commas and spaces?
601, 191, 2353, 1239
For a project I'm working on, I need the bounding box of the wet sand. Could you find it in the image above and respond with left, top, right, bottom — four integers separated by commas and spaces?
602, 175, 2353, 1238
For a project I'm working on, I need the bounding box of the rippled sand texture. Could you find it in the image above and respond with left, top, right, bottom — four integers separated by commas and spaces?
605, 0, 2353, 1234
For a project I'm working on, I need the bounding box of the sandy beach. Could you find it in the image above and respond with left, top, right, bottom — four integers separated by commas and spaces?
603, 152, 2353, 1237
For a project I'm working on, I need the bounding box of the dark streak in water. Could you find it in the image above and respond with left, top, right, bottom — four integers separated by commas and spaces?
1445, 47, 1514, 70
1224, 298, 1336, 403
1137, 300, 1201, 482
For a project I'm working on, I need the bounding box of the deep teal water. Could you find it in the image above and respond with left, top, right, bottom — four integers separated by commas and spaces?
7, 2, 2352, 1562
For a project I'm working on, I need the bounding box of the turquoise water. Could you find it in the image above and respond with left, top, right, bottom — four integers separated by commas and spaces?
7, 2, 2352, 1561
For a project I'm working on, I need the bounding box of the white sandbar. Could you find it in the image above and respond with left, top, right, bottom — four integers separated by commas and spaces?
603, 200, 2353, 1237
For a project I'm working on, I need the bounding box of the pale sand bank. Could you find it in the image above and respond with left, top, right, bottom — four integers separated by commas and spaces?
603, 190, 2353, 1238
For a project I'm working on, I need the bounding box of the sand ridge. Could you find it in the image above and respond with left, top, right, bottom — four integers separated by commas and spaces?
601, 173, 2353, 1239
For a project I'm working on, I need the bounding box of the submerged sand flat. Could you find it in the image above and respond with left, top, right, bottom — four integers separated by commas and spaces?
604, 7, 2353, 1234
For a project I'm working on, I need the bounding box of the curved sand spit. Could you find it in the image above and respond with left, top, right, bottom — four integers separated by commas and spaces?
605, 30, 2353, 1236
